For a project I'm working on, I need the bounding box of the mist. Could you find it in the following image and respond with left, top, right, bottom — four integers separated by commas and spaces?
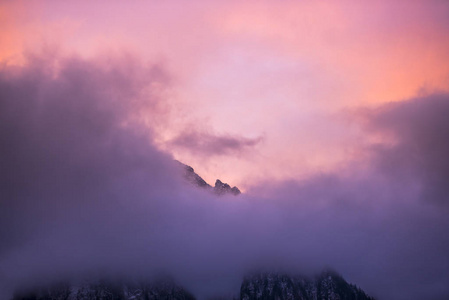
1, 54, 448, 300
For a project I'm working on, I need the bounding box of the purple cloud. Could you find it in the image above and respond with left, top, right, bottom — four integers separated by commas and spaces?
363, 92, 449, 206
0, 53, 448, 300
169, 130, 263, 157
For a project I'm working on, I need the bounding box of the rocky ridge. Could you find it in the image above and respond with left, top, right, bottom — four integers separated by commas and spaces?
177, 161, 241, 196
240, 271, 374, 300
13, 271, 374, 300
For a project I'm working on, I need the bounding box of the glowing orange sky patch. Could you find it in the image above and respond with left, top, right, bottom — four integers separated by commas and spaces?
0, 4, 24, 64
1, 0, 448, 187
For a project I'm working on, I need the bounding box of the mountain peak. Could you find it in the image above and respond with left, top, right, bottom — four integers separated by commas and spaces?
214, 179, 241, 196
240, 271, 374, 300
176, 161, 241, 196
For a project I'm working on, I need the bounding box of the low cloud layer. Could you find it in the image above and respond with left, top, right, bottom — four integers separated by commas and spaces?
0, 55, 448, 300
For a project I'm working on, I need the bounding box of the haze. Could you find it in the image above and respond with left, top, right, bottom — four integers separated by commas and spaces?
1, 1, 448, 299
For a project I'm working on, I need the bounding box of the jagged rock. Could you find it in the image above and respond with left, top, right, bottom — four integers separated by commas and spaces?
214, 180, 241, 196
240, 271, 374, 300
176, 161, 241, 196
177, 161, 212, 189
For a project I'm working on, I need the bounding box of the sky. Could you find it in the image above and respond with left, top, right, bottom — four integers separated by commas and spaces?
0, 1, 449, 300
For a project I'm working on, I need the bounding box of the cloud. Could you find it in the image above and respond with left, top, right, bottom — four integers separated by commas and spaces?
0, 52, 448, 300
169, 130, 263, 157
0, 52, 184, 295
362, 92, 449, 206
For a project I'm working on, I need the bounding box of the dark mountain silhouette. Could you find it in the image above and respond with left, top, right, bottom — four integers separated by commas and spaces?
240, 270, 374, 300
12, 270, 374, 300
177, 161, 241, 196
13, 278, 196, 300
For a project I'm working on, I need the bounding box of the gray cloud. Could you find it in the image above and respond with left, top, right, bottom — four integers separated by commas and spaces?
362, 92, 449, 206
0, 53, 448, 300
169, 130, 263, 157
0, 53, 183, 296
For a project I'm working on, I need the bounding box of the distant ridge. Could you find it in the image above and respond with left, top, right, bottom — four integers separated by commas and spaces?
12, 270, 375, 300
12, 277, 195, 300
240, 270, 375, 300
